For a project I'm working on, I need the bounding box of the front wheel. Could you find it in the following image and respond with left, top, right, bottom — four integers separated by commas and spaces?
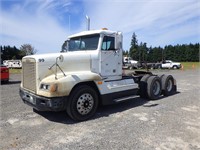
67, 85, 99, 121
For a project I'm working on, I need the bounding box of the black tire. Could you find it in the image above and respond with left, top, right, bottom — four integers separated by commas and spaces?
157, 64, 161, 69
161, 75, 176, 96
33, 108, 39, 113
139, 74, 151, 99
1, 80, 9, 84
67, 85, 99, 121
172, 65, 178, 69
158, 74, 165, 79
147, 76, 162, 100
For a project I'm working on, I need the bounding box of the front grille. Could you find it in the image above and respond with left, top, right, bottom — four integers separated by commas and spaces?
22, 58, 36, 93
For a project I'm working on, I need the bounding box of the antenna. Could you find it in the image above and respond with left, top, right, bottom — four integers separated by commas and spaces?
86, 15, 90, 31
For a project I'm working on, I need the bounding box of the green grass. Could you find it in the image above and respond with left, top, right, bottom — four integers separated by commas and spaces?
9, 68, 22, 74
181, 62, 200, 70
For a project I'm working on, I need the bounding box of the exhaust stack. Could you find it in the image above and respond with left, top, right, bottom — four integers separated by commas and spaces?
86, 15, 90, 31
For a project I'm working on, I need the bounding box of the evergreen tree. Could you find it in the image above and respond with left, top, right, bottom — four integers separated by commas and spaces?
1, 45, 27, 60
129, 32, 139, 60
123, 50, 128, 56
137, 42, 148, 62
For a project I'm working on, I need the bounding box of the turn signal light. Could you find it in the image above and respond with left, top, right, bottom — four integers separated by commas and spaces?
50, 84, 58, 92
97, 81, 103, 85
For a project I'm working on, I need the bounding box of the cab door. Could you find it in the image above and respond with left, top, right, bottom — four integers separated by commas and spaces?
100, 35, 122, 80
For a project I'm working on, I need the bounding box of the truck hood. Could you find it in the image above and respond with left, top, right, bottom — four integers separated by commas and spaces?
23, 52, 91, 69
22, 51, 95, 82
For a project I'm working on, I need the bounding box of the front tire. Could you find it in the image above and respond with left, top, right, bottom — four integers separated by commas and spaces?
67, 85, 99, 121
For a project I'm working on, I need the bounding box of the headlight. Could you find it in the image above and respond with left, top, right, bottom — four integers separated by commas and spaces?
40, 83, 58, 92
40, 84, 50, 90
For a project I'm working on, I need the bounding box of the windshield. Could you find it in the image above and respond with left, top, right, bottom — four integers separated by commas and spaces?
62, 34, 100, 52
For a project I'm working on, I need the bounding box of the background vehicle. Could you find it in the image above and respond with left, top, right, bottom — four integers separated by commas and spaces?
20, 29, 177, 121
3, 60, 22, 69
161, 60, 181, 69
123, 57, 138, 69
138, 62, 162, 70
0, 64, 9, 83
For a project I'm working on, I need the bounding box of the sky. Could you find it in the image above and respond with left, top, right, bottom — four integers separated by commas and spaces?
0, 0, 199, 54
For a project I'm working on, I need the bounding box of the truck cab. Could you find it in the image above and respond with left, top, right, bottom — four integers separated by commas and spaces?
61, 29, 123, 80
20, 29, 177, 121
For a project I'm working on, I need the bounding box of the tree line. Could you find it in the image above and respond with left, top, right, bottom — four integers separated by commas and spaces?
127, 32, 199, 62
0, 44, 37, 61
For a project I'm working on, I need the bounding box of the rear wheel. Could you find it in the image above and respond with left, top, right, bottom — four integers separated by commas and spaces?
161, 75, 176, 96
139, 74, 151, 99
67, 85, 99, 121
147, 76, 162, 100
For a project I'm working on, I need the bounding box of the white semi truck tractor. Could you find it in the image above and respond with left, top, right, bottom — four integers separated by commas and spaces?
20, 29, 177, 121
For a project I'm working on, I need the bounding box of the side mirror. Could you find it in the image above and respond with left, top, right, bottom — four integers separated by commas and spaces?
59, 55, 64, 62
61, 40, 69, 52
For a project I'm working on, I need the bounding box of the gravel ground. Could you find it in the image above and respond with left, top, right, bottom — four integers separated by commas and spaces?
0, 69, 200, 150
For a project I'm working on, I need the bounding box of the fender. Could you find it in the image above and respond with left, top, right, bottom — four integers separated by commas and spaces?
37, 71, 102, 97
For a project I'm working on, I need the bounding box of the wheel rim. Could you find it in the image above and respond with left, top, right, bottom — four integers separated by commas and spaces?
77, 93, 94, 115
166, 79, 173, 92
153, 80, 160, 95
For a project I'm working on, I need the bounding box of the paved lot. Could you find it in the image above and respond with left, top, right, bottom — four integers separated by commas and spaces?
0, 69, 200, 150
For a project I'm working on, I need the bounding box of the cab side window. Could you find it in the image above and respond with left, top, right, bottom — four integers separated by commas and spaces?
101, 36, 115, 50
